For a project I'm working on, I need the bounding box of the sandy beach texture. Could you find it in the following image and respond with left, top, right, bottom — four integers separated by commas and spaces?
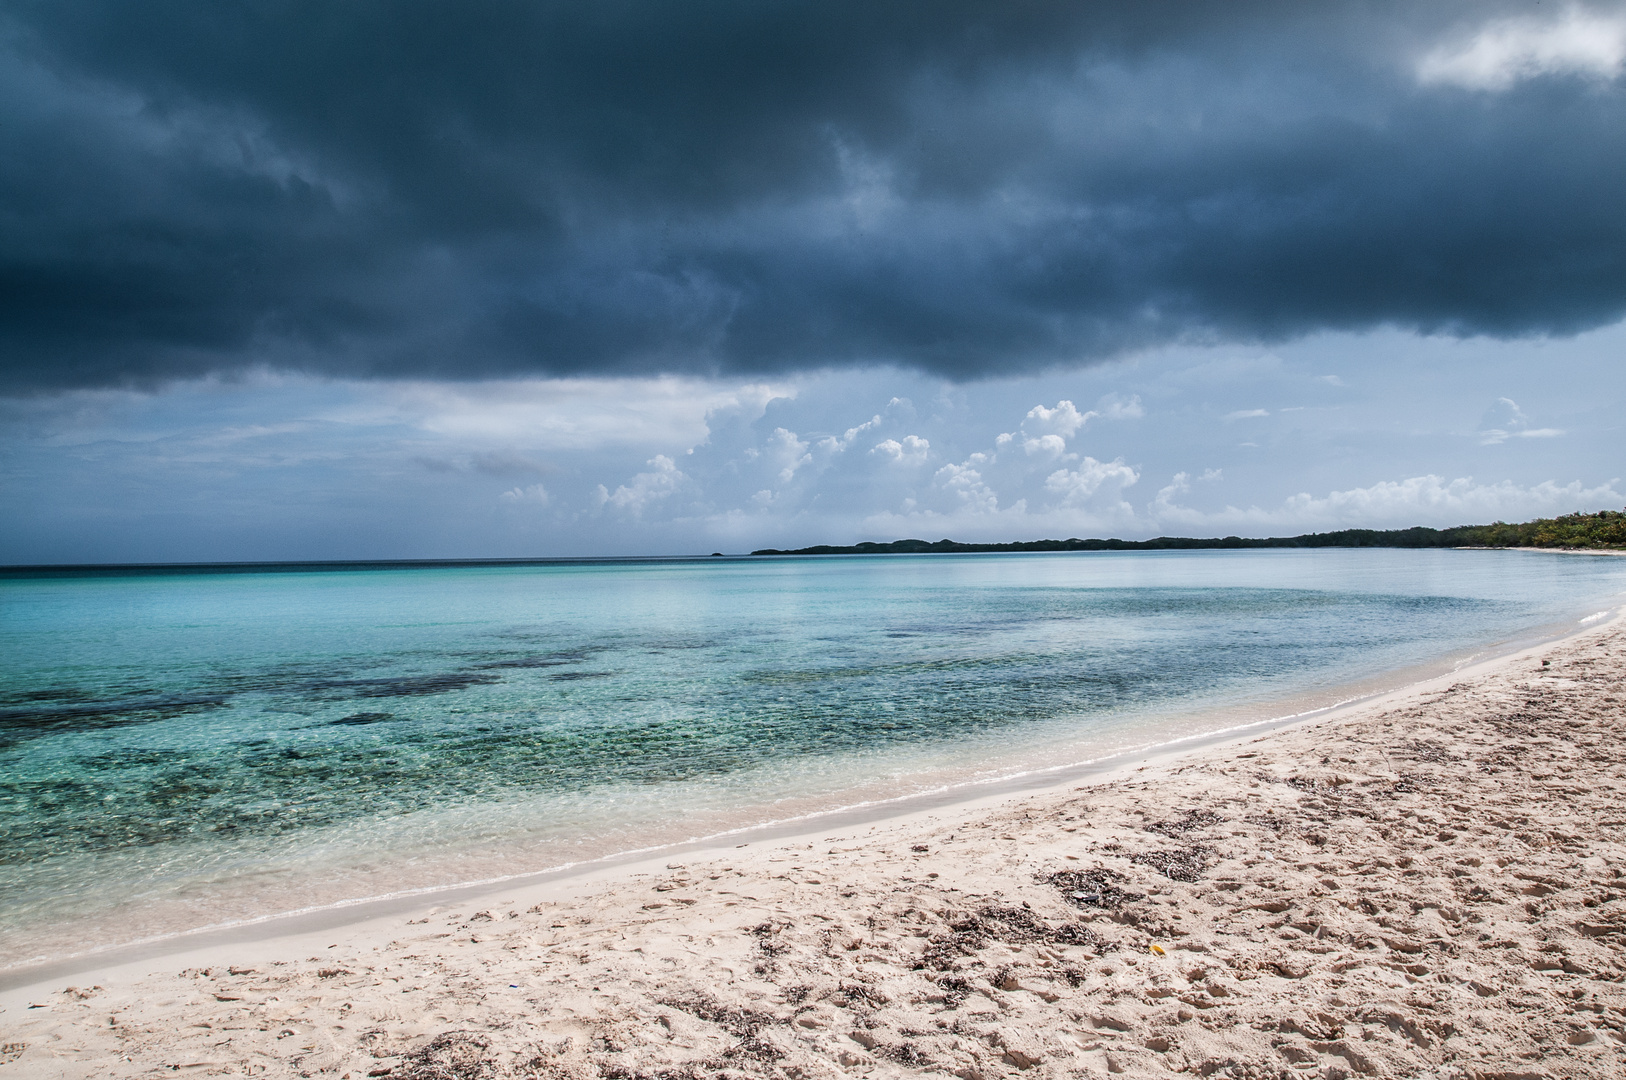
3, 621, 1623, 1079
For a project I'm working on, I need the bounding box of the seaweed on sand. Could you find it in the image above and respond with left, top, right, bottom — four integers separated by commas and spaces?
1129, 845, 1211, 883
656, 994, 784, 1064
920, 903, 1115, 971
1042, 867, 1145, 909
394, 1031, 500, 1080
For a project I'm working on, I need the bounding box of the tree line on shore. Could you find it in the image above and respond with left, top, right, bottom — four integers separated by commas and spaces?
750, 510, 1626, 556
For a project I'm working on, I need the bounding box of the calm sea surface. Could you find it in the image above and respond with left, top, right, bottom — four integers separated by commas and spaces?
2, 549, 1623, 967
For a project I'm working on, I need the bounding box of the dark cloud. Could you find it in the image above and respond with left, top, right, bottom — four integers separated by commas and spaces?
3, 1, 1625, 391
470, 452, 554, 477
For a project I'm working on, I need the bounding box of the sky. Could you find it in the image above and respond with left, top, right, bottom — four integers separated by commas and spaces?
2, 1, 1624, 561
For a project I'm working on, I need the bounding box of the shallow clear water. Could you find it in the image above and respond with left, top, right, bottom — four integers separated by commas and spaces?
2, 548, 1622, 966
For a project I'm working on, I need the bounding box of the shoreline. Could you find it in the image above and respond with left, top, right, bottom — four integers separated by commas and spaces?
4, 611, 1624, 1076
2, 598, 1611, 989
7, 542, 1622, 578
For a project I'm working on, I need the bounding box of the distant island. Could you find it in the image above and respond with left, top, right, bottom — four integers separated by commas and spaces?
750, 510, 1626, 556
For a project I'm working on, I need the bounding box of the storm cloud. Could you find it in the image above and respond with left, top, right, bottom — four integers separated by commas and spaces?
3, 0, 1626, 391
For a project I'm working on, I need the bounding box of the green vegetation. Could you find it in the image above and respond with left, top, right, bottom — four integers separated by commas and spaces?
750, 510, 1626, 556
1445, 510, 1626, 550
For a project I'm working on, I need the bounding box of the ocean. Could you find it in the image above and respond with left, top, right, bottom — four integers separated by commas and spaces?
2, 548, 1622, 969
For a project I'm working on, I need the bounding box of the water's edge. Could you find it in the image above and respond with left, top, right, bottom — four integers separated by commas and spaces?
5, 599, 1615, 993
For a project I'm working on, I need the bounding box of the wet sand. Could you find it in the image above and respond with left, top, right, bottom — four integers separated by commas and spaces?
2, 619, 1623, 1078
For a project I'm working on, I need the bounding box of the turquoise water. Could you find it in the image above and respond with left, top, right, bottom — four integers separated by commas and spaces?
2, 549, 1623, 966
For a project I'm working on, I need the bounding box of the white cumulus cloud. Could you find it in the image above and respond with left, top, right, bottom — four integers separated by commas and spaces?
498, 483, 550, 505
1151, 469, 1221, 514
1022, 433, 1069, 458
870, 434, 930, 466
1024, 400, 1090, 438
596, 454, 688, 513
815, 414, 882, 454
760, 427, 812, 482
934, 460, 1000, 513
1044, 457, 1140, 506
1478, 397, 1565, 444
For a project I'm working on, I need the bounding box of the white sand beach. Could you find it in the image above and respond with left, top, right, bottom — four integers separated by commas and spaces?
3, 619, 1624, 1079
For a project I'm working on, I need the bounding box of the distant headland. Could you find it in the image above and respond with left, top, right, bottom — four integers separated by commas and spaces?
749, 510, 1626, 556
